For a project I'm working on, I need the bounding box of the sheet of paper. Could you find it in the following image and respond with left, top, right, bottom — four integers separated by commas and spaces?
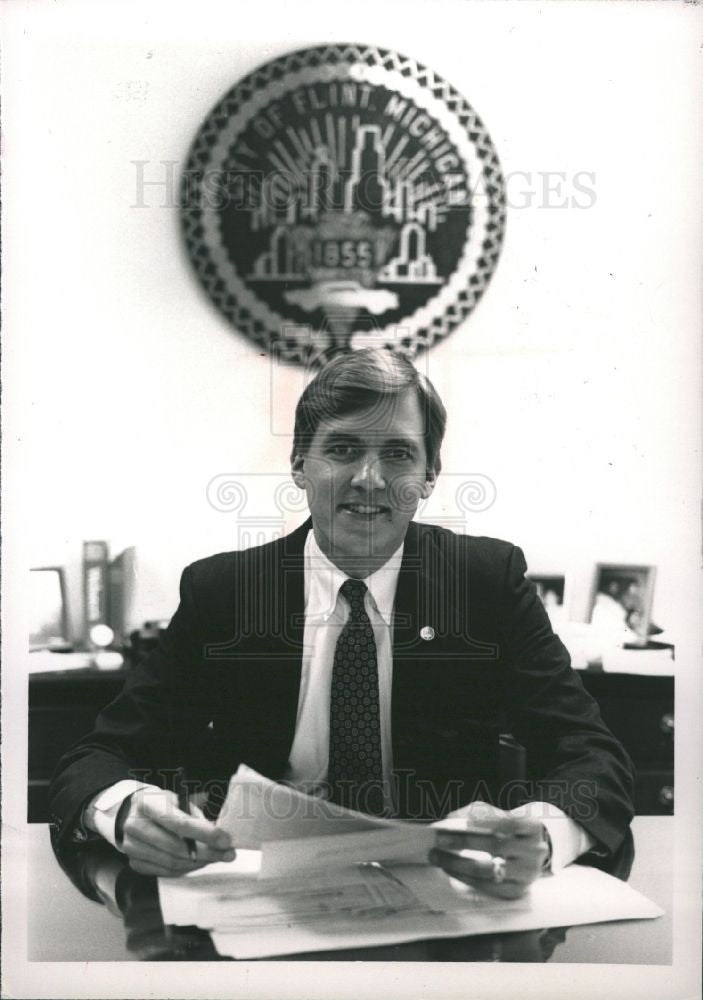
206, 862, 664, 960
396, 861, 664, 935
259, 825, 436, 879
158, 850, 261, 926
205, 864, 464, 958
215, 764, 432, 874
159, 849, 663, 960
199, 864, 438, 928
215, 764, 402, 847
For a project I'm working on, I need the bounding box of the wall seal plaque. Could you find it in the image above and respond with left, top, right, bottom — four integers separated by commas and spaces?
181, 44, 506, 365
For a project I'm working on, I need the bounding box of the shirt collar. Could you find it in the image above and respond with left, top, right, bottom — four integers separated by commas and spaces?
304, 529, 404, 625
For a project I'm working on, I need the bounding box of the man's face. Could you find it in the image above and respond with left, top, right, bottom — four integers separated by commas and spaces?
292, 388, 437, 577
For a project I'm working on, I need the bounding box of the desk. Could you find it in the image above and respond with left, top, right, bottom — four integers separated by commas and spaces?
578, 671, 674, 815
28, 666, 130, 822
24, 817, 671, 964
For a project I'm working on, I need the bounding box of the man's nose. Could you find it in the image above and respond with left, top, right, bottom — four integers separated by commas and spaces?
350, 455, 386, 490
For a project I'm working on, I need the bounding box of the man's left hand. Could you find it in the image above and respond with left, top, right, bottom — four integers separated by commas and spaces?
428, 803, 549, 899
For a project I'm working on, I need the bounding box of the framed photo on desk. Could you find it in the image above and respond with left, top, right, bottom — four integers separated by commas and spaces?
588, 563, 657, 648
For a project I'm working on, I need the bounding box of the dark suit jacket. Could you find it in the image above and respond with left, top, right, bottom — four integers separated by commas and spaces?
49, 519, 635, 858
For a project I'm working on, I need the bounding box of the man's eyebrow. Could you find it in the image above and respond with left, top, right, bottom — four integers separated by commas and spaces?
383, 437, 420, 450
320, 431, 364, 445
320, 432, 420, 451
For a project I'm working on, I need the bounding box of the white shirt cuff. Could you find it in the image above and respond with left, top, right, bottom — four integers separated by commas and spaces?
507, 801, 596, 872
83, 779, 152, 849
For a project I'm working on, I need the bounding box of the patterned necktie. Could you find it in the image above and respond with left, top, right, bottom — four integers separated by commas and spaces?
328, 578, 384, 815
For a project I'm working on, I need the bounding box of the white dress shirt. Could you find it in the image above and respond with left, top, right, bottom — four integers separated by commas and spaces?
85, 529, 595, 868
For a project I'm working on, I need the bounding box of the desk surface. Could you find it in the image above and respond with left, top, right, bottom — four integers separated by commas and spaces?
25, 817, 671, 964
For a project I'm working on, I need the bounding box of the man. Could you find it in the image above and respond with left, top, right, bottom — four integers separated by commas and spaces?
50, 349, 634, 898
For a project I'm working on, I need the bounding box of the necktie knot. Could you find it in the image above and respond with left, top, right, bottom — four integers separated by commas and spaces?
340, 578, 368, 617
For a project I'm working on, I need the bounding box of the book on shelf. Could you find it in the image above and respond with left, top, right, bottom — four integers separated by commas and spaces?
108, 546, 137, 644
82, 540, 109, 644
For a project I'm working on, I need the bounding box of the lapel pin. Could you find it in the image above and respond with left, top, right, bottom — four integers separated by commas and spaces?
420, 626, 435, 641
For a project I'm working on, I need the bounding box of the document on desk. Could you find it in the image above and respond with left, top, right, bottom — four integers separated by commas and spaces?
215, 765, 434, 876
156, 765, 664, 959
158, 858, 664, 960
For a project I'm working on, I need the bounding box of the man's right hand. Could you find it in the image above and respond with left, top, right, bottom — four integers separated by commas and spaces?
117, 787, 235, 876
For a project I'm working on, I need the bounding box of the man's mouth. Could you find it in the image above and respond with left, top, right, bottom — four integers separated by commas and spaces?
339, 502, 390, 517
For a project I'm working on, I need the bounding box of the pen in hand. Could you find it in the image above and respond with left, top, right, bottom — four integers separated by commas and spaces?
175, 768, 198, 861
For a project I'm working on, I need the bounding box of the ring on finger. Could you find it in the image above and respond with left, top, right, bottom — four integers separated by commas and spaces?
491, 856, 507, 883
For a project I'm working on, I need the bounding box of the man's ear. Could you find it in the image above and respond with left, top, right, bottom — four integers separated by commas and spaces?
419, 469, 438, 500
291, 452, 306, 490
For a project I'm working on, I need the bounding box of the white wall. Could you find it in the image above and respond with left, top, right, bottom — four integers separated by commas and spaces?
4, 0, 701, 649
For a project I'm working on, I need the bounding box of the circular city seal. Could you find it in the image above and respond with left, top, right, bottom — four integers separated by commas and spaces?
181, 44, 506, 365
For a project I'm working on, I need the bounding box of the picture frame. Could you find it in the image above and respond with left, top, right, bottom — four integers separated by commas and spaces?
528, 574, 566, 610
527, 573, 569, 630
29, 566, 71, 651
588, 563, 657, 647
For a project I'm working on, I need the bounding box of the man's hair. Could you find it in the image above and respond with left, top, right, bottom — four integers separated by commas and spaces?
291, 349, 447, 475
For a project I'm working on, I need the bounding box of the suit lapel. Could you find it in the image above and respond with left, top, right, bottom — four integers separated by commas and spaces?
390, 522, 453, 806
390, 523, 503, 817
278, 516, 310, 657
391, 520, 455, 658
228, 519, 310, 775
